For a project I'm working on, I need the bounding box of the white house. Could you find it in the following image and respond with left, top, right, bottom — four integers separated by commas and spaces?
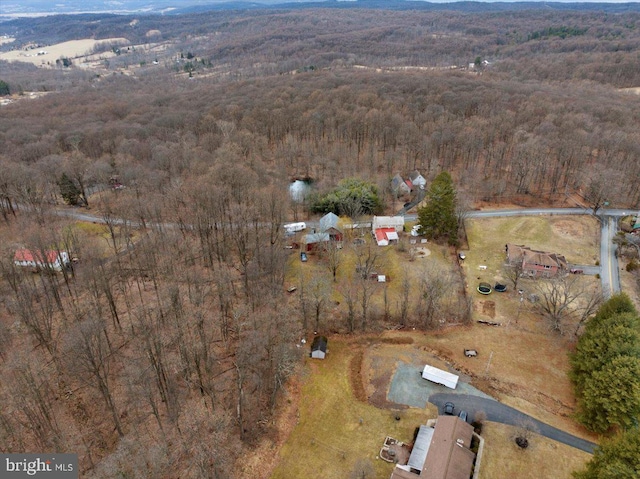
409, 170, 427, 190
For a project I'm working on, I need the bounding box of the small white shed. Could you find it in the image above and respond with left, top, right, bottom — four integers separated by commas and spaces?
421, 365, 459, 389
311, 336, 328, 359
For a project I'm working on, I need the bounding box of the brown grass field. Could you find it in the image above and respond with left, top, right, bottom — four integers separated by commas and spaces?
478, 421, 591, 479
265, 215, 606, 478
265, 334, 592, 479
0, 38, 127, 67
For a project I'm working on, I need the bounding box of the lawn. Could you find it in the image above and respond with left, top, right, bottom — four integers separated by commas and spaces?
267, 334, 594, 479
269, 215, 601, 478
269, 338, 431, 479
478, 421, 591, 479
464, 215, 600, 282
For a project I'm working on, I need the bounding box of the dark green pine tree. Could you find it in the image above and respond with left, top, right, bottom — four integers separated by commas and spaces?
573, 428, 640, 479
417, 171, 458, 246
58, 173, 81, 206
0, 80, 10, 96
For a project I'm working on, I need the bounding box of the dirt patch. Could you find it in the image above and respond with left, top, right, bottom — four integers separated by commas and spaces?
379, 337, 414, 345
482, 301, 495, 317
368, 355, 408, 409
350, 348, 368, 402
413, 247, 431, 258
474, 300, 495, 318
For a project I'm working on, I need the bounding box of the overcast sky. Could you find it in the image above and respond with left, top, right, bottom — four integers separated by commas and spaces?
1, 0, 637, 17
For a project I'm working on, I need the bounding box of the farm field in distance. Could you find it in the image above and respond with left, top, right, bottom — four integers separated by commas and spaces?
1, 4, 639, 477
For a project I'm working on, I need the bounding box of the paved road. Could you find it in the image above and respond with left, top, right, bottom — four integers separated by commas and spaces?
407, 207, 626, 298
47, 205, 626, 297
429, 393, 596, 454
600, 215, 621, 297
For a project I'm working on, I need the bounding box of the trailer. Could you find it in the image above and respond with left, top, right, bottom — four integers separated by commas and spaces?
284, 222, 307, 233
421, 365, 459, 389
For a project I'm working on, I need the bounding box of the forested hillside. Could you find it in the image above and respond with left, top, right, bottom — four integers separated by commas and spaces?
0, 5, 639, 478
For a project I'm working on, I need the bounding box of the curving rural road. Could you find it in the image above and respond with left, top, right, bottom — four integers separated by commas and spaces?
50, 205, 625, 297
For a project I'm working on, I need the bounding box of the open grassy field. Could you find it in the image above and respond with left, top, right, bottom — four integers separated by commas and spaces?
268, 338, 434, 479
0, 38, 127, 67
478, 421, 591, 479
268, 215, 602, 478
266, 334, 592, 479
463, 215, 600, 285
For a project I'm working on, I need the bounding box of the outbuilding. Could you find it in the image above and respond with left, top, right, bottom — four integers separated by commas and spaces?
310, 336, 328, 359
421, 365, 459, 389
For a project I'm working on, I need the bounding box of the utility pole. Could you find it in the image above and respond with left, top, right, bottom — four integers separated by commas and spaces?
484, 351, 494, 377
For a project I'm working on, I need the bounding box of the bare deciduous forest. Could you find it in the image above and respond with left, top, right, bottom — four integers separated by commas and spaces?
0, 5, 639, 477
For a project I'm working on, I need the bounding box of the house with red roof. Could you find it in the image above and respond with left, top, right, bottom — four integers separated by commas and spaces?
14, 249, 70, 272
506, 244, 567, 278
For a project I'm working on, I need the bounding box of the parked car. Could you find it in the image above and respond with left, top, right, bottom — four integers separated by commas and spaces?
458, 410, 468, 422
300, 252, 308, 262
570, 268, 584, 274
443, 402, 455, 415
458, 252, 466, 260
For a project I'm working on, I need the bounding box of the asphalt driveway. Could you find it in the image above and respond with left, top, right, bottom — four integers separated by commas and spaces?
429, 393, 596, 454
386, 361, 596, 454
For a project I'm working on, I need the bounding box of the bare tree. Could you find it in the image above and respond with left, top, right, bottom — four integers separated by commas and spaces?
415, 264, 455, 329
532, 275, 588, 334
11, 276, 58, 356
513, 418, 539, 449
349, 458, 376, 479
7, 356, 63, 450
353, 241, 385, 330
339, 275, 358, 333
65, 318, 123, 437
399, 271, 411, 327
323, 241, 342, 282
308, 275, 331, 332
503, 261, 524, 291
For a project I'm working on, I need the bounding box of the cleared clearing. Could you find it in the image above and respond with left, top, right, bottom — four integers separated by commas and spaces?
0, 38, 128, 66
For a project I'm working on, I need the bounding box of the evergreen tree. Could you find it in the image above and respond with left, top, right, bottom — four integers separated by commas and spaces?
309, 178, 382, 217
576, 355, 640, 433
58, 173, 81, 206
571, 294, 640, 433
570, 312, 640, 391
573, 428, 640, 479
593, 293, 637, 324
0, 80, 10, 96
417, 171, 458, 246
